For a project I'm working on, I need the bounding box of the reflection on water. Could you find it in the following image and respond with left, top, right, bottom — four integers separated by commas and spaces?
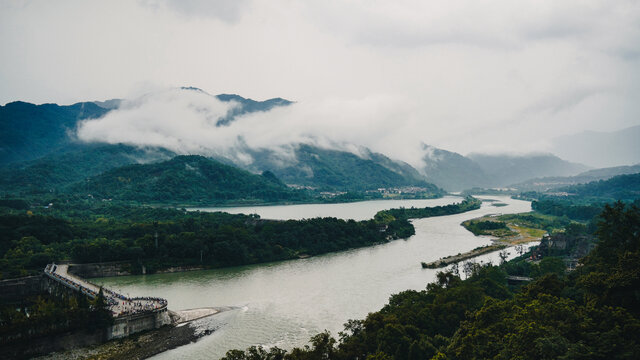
93, 196, 532, 360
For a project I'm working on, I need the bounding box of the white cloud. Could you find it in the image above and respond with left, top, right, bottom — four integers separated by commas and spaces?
3, 0, 640, 164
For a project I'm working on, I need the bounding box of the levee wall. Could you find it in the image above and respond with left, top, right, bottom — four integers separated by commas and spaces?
0, 275, 45, 302
108, 308, 171, 339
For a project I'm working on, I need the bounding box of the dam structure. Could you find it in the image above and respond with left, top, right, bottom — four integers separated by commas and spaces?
44, 263, 171, 339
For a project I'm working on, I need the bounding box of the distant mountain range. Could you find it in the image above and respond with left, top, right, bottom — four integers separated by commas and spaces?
550, 125, 640, 168
419, 145, 589, 192
420, 145, 491, 191
2, 89, 635, 201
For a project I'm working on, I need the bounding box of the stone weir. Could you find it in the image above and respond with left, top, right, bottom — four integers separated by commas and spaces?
43, 264, 171, 340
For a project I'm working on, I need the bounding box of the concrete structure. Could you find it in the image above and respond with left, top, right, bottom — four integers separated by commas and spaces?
43, 264, 171, 339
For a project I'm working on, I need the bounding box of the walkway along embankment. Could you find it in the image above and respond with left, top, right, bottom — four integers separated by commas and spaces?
44, 263, 171, 339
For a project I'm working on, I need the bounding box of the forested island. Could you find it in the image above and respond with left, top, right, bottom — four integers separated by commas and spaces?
0, 197, 481, 280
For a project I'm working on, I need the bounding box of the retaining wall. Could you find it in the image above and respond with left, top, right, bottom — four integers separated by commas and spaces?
0, 275, 45, 301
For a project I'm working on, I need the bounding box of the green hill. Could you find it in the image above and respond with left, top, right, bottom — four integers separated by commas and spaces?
0, 101, 111, 165
258, 144, 442, 193
70, 155, 309, 204
511, 164, 640, 192
558, 172, 640, 201
0, 144, 175, 195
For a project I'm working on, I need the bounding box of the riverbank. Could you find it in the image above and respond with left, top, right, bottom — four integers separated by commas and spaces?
134, 192, 443, 209
422, 210, 549, 268
421, 244, 507, 268
87, 196, 534, 359
34, 307, 232, 360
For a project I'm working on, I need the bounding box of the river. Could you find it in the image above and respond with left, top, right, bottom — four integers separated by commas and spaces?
93, 195, 533, 359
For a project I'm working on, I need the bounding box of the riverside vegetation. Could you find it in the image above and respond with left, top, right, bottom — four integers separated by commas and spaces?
0, 197, 482, 355
221, 201, 640, 360
0, 197, 479, 280
220, 173, 640, 360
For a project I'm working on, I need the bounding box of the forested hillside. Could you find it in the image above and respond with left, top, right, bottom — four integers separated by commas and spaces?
0, 144, 175, 195
70, 155, 309, 204
0, 101, 110, 164
244, 144, 441, 193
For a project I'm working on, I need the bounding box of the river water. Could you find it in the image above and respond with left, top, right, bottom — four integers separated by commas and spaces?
93, 196, 532, 359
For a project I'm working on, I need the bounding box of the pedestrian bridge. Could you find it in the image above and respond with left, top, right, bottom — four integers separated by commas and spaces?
44, 263, 168, 320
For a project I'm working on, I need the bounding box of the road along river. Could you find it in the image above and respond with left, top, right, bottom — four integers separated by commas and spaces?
93, 196, 533, 359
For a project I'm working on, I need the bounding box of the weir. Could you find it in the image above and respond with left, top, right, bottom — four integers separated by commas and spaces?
43, 263, 171, 339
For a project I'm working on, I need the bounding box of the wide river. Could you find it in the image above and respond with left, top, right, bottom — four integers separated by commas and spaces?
94, 196, 532, 359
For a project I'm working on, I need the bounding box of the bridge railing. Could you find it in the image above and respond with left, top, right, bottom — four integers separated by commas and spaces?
44, 264, 168, 317
44, 264, 98, 299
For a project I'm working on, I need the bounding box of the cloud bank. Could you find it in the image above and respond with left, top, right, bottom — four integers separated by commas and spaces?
4, 0, 640, 164
77, 88, 430, 168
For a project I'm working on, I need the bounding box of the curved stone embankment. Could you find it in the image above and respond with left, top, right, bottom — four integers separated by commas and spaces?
421, 244, 508, 268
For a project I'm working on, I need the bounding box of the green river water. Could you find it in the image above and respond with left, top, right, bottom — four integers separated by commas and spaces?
93, 195, 533, 359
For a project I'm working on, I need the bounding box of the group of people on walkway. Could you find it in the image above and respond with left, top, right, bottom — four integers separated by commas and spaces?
44, 263, 168, 317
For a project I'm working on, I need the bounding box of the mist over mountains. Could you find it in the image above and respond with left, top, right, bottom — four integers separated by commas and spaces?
1, 87, 637, 195
550, 125, 640, 168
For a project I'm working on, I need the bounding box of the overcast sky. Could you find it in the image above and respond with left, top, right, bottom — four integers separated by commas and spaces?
1, 0, 639, 162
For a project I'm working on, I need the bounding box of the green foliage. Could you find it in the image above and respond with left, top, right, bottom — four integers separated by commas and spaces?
558, 173, 640, 201
528, 172, 640, 221
0, 101, 110, 165
0, 144, 174, 195
68, 155, 310, 205
498, 212, 571, 234
378, 197, 481, 221
269, 144, 443, 193
463, 220, 509, 236
0, 292, 113, 345
532, 199, 603, 221
0, 199, 417, 278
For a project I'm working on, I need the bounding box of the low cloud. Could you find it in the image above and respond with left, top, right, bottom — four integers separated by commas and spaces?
77, 88, 430, 168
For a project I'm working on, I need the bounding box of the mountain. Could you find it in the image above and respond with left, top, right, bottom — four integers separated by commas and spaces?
420, 145, 491, 192
238, 144, 443, 194
418, 145, 590, 192
468, 153, 589, 187
550, 125, 640, 168
70, 155, 308, 204
214, 93, 292, 126
0, 101, 111, 165
0, 89, 293, 167
0, 93, 442, 196
512, 164, 640, 192
180, 87, 293, 126
0, 144, 175, 195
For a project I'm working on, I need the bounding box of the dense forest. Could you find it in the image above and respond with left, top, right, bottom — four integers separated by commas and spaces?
380, 197, 481, 220
70, 155, 310, 204
0, 290, 112, 349
221, 202, 640, 360
0, 197, 479, 279
522, 172, 640, 221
